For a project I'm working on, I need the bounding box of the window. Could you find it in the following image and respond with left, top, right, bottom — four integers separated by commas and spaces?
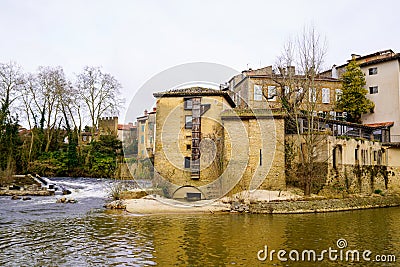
296, 87, 303, 98
184, 98, 193, 109
267, 86, 276, 101
373, 151, 377, 161
355, 148, 359, 162
284, 86, 290, 96
254, 85, 263, 101
369, 67, 378, 75
141, 135, 144, 144
322, 88, 330, 103
377, 150, 382, 165
185, 115, 192, 128
259, 149, 262, 166
309, 88, 316, 102
186, 144, 191, 150
335, 89, 342, 101
184, 157, 191, 168
369, 86, 378, 94
141, 125, 145, 132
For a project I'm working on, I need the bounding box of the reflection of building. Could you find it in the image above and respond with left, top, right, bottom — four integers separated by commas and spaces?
137, 108, 156, 159
322, 49, 400, 142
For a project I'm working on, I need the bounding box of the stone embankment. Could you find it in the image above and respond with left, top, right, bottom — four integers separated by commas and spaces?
1, 190, 54, 196
239, 195, 400, 214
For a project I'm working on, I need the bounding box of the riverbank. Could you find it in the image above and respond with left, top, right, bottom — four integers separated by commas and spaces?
122, 190, 400, 215
248, 194, 400, 214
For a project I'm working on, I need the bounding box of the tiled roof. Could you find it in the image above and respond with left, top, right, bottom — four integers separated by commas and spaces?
153, 87, 236, 107
118, 124, 136, 130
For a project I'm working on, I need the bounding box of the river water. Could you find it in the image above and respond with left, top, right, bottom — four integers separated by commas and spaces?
0, 177, 399, 266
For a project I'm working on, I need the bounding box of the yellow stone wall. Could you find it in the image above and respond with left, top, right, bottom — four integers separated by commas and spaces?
153, 95, 231, 197
221, 115, 286, 195
233, 76, 342, 112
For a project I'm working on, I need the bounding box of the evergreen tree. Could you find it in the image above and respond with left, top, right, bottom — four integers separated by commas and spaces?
336, 59, 374, 123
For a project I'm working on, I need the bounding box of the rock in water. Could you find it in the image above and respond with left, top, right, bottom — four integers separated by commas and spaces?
56, 197, 77, 204
62, 189, 72, 195
104, 200, 126, 210
11, 195, 21, 200
22, 197, 32, 201
67, 198, 77, 203
56, 197, 67, 203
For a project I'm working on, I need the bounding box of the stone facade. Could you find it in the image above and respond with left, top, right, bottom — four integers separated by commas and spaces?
228, 66, 343, 118
221, 110, 286, 195
152, 87, 286, 199
285, 134, 399, 195
98, 117, 118, 135
137, 109, 156, 159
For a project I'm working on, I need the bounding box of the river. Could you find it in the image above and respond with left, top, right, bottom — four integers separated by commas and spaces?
0, 177, 399, 266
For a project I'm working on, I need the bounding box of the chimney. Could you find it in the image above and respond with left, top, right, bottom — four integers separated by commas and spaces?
144, 109, 148, 116
153, 107, 156, 112
331, 64, 338, 79
287, 66, 295, 75
351, 54, 360, 60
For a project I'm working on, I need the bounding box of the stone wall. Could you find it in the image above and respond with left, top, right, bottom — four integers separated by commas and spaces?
221, 111, 286, 196
153, 95, 233, 198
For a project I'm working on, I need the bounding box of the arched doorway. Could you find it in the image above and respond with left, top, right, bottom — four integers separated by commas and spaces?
172, 186, 204, 201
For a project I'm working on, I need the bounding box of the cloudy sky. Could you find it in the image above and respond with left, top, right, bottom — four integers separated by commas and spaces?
1, 0, 400, 122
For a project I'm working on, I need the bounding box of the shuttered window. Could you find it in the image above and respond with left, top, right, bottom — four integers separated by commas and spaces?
267, 86, 276, 101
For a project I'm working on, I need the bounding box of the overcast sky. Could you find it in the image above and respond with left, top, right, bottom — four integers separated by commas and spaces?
2, 0, 400, 123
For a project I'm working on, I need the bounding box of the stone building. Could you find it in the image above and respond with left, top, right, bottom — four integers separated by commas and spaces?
137, 108, 156, 159
151, 65, 400, 200
227, 66, 346, 120
152, 87, 286, 200
98, 117, 118, 135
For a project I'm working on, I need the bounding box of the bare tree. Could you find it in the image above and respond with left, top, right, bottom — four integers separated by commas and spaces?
265, 26, 328, 196
0, 62, 24, 123
0, 62, 24, 174
76, 66, 123, 136
36, 66, 71, 152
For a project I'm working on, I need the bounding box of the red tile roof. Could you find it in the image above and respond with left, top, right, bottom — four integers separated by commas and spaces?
118, 124, 136, 130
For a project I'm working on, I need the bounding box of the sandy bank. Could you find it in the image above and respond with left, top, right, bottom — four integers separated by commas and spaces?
124, 190, 299, 214
122, 190, 400, 215
125, 195, 231, 214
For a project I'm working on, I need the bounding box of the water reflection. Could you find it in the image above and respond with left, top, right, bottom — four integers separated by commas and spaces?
1, 178, 399, 266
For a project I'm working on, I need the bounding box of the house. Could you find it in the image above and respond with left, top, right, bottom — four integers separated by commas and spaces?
151, 65, 400, 200
322, 49, 400, 142
117, 122, 137, 143
136, 108, 156, 159
227, 66, 345, 120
